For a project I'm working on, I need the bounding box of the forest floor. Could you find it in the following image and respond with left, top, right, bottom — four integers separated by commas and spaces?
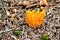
0, 0, 60, 40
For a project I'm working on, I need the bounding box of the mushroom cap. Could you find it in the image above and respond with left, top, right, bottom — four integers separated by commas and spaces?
25, 9, 46, 29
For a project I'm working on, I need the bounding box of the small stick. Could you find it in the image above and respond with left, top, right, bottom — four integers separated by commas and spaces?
26, 3, 40, 8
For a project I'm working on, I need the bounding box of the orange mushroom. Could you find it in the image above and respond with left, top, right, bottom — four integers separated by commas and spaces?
25, 9, 46, 29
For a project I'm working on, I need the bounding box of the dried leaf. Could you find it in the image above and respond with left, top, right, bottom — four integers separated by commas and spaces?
40, 0, 48, 6
11, 14, 15, 21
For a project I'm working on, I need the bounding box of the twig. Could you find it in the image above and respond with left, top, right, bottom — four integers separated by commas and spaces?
0, 29, 12, 34
44, 20, 60, 28
26, 3, 40, 8
10, 35, 17, 40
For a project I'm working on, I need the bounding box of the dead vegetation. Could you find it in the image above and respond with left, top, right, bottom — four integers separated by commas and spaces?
0, 0, 60, 40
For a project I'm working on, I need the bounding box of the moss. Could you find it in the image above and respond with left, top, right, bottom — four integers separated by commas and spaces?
13, 30, 22, 36
41, 34, 49, 40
